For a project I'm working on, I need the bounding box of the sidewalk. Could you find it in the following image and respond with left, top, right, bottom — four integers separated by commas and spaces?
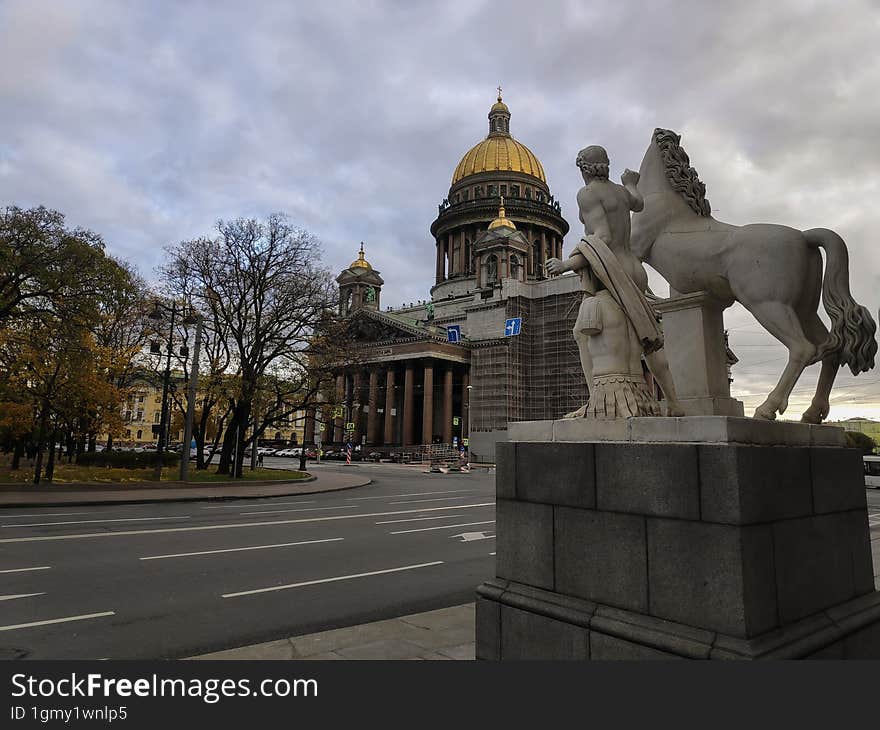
190, 604, 475, 660
0, 470, 371, 507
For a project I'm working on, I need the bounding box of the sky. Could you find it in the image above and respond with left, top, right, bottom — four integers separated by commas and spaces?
1, 0, 880, 420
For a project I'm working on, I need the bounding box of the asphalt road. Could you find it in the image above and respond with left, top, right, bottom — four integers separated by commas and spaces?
0, 461, 496, 659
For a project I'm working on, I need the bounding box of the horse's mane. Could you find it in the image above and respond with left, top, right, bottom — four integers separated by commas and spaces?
652, 128, 711, 217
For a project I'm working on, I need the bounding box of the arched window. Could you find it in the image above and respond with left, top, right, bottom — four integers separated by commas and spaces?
136, 430, 142, 440
510, 254, 522, 280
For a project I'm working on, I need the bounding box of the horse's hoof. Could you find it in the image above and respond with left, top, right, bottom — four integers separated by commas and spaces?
801, 405, 827, 424
754, 406, 777, 421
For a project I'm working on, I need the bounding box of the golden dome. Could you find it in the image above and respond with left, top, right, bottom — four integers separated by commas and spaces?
488, 198, 516, 230
349, 242, 372, 270
451, 94, 545, 185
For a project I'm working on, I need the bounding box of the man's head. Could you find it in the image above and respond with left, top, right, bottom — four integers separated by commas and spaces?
576, 145, 610, 180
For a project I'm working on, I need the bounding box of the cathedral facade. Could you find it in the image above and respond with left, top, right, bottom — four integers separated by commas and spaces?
308, 94, 588, 461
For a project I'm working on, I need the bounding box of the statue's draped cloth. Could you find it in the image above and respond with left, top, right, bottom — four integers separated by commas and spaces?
574, 234, 663, 354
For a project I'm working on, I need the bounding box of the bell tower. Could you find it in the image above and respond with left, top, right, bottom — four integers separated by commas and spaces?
336, 243, 384, 315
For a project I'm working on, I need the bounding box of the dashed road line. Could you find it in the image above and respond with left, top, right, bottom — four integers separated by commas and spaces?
140, 537, 344, 561
222, 561, 444, 598
0, 611, 115, 632
2, 516, 191, 528
238, 506, 358, 516
0, 566, 51, 574
0, 593, 45, 602
390, 520, 496, 535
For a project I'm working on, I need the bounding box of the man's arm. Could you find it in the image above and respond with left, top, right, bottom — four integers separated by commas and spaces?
621, 169, 644, 212
546, 250, 588, 275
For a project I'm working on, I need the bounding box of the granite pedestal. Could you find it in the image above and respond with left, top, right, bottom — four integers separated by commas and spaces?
476, 416, 880, 659
654, 292, 744, 417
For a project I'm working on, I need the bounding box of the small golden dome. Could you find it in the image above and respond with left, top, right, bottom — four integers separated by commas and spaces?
349, 242, 372, 270
488, 197, 516, 230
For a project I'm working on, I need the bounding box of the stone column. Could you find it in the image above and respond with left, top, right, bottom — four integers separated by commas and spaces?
352, 371, 362, 446
333, 373, 344, 444
384, 368, 396, 445
304, 408, 316, 445
540, 230, 547, 275
653, 291, 745, 416
367, 368, 379, 445
436, 240, 445, 284
442, 365, 454, 444
422, 361, 434, 445
403, 363, 415, 446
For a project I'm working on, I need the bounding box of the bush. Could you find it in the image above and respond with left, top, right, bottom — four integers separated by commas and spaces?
844, 431, 876, 455
77, 451, 179, 468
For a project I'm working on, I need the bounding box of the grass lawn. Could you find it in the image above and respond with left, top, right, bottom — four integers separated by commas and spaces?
0, 460, 309, 486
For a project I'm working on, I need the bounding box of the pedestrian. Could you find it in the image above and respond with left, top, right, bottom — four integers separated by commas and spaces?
257, 453, 264, 468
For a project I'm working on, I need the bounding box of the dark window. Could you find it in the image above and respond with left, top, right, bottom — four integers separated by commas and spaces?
511, 185, 520, 197
475, 186, 482, 198
500, 185, 507, 197
462, 189, 469, 201
525, 188, 532, 199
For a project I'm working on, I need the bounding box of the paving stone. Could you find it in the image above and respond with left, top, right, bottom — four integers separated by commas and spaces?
401, 604, 474, 631
589, 632, 682, 660
595, 443, 700, 519
495, 442, 515, 499
500, 605, 588, 660
495, 499, 554, 590
516, 442, 595, 508
192, 639, 294, 660
647, 518, 778, 637
699, 445, 812, 524
335, 638, 428, 660
811, 448, 866, 514
436, 643, 476, 660
475, 597, 500, 660
555, 507, 648, 613
773, 513, 857, 624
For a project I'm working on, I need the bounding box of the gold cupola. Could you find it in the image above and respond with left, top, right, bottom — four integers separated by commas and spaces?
349, 242, 372, 270
451, 91, 546, 185
488, 197, 516, 230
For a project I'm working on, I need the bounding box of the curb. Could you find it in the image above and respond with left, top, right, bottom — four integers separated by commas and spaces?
0, 476, 372, 509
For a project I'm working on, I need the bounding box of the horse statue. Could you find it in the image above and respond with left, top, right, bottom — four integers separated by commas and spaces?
631, 128, 877, 422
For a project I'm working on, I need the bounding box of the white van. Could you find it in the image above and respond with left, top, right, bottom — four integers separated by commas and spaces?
863, 455, 880, 488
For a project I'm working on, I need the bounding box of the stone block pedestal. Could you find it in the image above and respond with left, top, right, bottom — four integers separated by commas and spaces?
654, 291, 744, 417
476, 416, 880, 659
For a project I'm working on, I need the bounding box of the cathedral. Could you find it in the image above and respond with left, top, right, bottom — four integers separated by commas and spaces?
306, 93, 588, 461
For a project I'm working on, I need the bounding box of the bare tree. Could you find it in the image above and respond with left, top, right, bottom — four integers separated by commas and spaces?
160, 214, 338, 477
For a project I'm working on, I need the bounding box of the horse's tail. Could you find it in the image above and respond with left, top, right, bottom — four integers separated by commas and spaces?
805, 227, 877, 374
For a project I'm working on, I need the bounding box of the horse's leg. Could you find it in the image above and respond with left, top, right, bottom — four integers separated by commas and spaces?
800, 314, 840, 424
746, 301, 817, 420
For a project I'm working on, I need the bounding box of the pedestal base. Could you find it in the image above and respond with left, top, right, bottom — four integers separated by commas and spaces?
479, 417, 879, 659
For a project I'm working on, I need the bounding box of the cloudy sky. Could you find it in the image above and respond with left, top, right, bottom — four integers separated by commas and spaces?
2, 0, 880, 420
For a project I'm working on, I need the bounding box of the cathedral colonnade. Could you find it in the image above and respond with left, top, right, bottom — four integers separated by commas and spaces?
321, 359, 470, 448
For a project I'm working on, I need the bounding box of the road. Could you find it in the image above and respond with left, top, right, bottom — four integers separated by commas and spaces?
0, 461, 496, 659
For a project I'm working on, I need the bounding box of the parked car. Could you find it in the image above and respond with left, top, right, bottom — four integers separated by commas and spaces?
864, 455, 880, 488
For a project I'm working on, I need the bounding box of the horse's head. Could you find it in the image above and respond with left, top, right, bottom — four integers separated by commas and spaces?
643, 128, 712, 217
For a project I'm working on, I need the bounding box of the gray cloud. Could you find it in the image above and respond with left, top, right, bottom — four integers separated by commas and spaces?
2, 0, 879, 418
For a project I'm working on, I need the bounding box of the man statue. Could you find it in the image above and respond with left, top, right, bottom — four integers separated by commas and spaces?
546, 145, 684, 418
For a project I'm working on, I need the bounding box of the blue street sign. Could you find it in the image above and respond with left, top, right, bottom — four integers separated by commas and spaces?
446, 324, 461, 343
504, 317, 522, 336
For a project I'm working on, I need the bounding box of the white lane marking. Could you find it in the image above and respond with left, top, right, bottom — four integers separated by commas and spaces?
140, 537, 344, 561
0, 566, 51, 574
3, 516, 191, 528
238, 505, 358, 516
391, 520, 496, 535
452, 531, 495, 542
390, 497, 476, 505
0, 503, 495, 544
489, 552, 496, 556
202, 501, 317, 510
0, 592, 45, 602
0, 512, 92, 519
222, 561, 444, 598
375, 514, 477, 525
0, 611, 115, 632
346, 489, 476, 501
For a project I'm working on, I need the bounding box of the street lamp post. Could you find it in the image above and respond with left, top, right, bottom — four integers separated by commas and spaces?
466, 384, 473, 464
179, 312, 203, 481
